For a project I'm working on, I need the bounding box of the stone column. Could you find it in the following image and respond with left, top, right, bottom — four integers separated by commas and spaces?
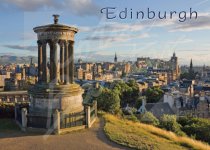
64, 41, 69, 84
53, 109, 60, 135
59, 41, 65, 83
69, 41, 74, 84
37, 41, 43, 82
50, 41, 58, 84
50, 43, 54, 82
53, 42, 58, 84
42, 41, 47, 83
21, 108, 27, 131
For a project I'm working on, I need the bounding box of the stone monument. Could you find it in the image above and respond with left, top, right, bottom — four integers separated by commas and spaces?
28, 15, 84, 129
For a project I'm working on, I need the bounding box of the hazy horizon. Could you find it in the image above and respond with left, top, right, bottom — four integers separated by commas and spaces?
0, 0, 210, 66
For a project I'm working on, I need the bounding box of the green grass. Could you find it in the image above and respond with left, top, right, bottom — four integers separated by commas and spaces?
0, 119, 20, 132
103, 113, 210, 150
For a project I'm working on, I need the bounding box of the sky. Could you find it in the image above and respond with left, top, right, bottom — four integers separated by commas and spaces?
0, 0, 210, 65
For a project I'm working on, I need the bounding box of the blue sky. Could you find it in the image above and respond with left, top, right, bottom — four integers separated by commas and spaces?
1, 0, 210, 65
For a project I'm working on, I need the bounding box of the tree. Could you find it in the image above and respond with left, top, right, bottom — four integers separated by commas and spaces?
112, 80, 139, 107
96, 88, 121, 114
145, 87, 164, 103
180, 72, 189, 80
135, 96, 145, 109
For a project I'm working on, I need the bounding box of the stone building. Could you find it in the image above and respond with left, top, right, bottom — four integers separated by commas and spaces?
77, 66, 83, 80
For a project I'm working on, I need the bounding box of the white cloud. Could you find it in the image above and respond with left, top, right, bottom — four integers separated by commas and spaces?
80, 22, 144, 33
0, 0, 99, 16
1, 0, 53, 11
169, 13, 210, 32
62, 0, 99, 16
83, 33, 149, 42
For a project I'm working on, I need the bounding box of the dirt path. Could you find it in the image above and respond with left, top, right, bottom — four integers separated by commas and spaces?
0, 119, 131, 150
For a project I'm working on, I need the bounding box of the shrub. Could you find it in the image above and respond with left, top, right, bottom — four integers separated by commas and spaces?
140, 112, 159, 126
160, 115, 185, 136
124, 114, 139, 122
178, 117, 210, 144
122, 107, 137, 115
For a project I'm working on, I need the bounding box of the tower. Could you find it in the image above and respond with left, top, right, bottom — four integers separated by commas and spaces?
114, 52, 117, 63
30, 57, 33, 66
21, 67, 26, 80
28, 15, 85, 129
170, 52, 179, 79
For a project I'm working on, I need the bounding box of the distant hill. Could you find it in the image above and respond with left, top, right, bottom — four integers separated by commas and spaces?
0, 55, 38, 65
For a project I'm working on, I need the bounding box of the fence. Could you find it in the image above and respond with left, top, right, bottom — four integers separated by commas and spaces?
13, 101, 97, 134
60, 111, 86, 129
0, 103, 15, 118
27, 114, 54, 129
16, 106, 22, 124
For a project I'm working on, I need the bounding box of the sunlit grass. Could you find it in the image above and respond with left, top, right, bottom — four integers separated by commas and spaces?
103, 113, 210, 150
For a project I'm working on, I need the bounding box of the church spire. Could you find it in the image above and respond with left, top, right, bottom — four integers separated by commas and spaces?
188, 58, 195, 80
190, 58, 193, 69
114, 52, 117, 63
173, 51, 176, 57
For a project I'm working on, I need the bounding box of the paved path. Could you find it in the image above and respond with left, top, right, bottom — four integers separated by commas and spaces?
0, 119, 131, 150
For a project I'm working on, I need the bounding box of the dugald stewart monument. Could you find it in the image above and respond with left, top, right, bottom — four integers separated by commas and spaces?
25, 15, 96, 132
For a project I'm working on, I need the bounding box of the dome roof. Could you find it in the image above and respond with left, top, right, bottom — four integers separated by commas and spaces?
33, 14, 78, 33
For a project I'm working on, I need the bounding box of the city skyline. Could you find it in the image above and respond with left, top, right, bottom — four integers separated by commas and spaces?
0, 0, 210, 65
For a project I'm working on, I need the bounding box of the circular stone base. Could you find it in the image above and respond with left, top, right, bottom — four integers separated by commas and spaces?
28, 83, 84, 115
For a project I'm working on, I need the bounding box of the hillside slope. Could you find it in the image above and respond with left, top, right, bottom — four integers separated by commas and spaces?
103, 114, 210, 150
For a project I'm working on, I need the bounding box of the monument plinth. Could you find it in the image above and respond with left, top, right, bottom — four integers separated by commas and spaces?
28, 15, 84, 129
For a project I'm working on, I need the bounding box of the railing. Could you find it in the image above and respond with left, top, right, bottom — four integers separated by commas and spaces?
60, 111, 86, 129
16, 107, 22, 124
27, 114, 54, 129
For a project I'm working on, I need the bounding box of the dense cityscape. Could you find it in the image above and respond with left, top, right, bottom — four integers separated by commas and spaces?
1, 48, 210, 149
1, 52, 210, 119
1, 1, 210, 150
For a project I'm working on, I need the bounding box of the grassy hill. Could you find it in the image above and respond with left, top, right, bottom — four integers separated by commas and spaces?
103, 113, 210, 150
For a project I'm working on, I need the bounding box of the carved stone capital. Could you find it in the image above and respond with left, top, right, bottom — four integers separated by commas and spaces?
37, 40, 42, 46
69, 40, 75, 46
64, 40, 70, 45
41, 40, 47, 46
49, 39, 59, 47
59, 40, 65, 48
